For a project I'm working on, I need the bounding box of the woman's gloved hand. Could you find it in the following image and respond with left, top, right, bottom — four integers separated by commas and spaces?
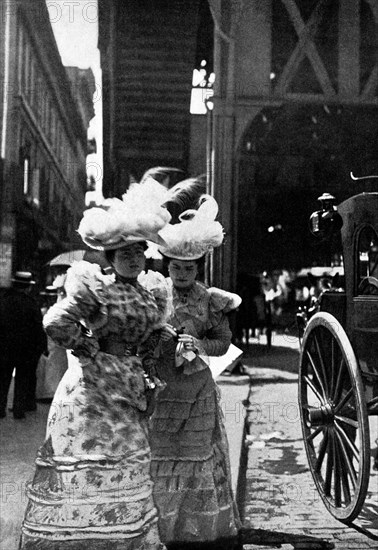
177, 333, 199, 352
160, 324, 179, 341
175, 333, 200, 366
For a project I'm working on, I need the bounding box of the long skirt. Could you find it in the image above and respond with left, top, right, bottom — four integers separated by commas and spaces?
19, 352, 165, 550
150, 360, 240, 546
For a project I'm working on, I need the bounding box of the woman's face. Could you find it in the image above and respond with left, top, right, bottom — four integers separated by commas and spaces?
168, 259, 198, 289
112, 243, 146, 279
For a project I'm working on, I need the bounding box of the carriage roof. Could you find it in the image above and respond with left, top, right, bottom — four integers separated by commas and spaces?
338, 192, 378, 239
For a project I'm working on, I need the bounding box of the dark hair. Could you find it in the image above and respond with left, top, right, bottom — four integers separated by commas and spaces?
162, 254, 206, 280
104, 241, 148, 265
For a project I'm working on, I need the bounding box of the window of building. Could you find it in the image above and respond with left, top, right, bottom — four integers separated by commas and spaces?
190, 2, 214, 115
39, 165, 49, 212
57, 122, 62, 162
31, 167, 40, 206
17, 26, 24, 89
36, 73, 43, 120
44, 96, 50, 138
53, 111, 59, 153
22, 40, 30, 97
190, 61, 214, 115
23, 156, 30, 195
49, 174, 57, 207
47, 102, 53, 144
28, 57, 35, 107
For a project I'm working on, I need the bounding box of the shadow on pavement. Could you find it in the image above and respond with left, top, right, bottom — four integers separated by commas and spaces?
234, 332, 300, 376
347, 521, 378, 543
240, 527, 335, 548
242, 346, 299, 373
349, 483, 378, 542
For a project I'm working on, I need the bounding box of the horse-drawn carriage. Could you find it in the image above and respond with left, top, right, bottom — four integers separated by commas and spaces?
297, 190, 378, 522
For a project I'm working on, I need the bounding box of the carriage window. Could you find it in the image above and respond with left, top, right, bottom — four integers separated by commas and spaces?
357, 227, 378, 296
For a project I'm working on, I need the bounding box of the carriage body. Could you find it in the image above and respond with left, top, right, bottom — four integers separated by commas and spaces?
333, 193, 378, 373
298, 192, 378, 523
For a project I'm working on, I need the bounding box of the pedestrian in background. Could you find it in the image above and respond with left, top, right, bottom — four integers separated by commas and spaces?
150, 194, 241, 549
0, 271, 47, 419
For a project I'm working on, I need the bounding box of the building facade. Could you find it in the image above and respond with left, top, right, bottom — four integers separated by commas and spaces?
0, 0, 95, 287
98, 0, 378, 289
210, 0, 378, 288
98, 0, 204, 198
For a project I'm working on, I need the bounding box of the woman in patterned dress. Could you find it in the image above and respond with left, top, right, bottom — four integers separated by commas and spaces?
19, 182, 171, 550
150, 195, 242, 549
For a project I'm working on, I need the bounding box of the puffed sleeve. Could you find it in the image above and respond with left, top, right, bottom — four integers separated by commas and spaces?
43, 261, 113, 356
207, 287, 242, 313
195, 287, 241, 356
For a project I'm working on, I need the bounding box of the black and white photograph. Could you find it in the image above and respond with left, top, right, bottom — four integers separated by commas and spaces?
0, 1, 377, 549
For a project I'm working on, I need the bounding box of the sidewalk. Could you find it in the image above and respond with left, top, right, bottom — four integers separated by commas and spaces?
217, 331, 300, 512
217, 373, 251, 496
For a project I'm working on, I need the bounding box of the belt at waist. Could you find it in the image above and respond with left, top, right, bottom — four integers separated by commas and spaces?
98, 339, 138, 357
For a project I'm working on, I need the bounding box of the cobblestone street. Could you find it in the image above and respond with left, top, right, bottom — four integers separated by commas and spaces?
235, 333, 378, 549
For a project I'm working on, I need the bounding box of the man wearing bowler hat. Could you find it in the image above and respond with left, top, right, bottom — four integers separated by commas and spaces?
0, 272, 47, 419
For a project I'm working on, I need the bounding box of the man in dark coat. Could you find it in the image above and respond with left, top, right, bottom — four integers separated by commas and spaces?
0, 272, 47, 419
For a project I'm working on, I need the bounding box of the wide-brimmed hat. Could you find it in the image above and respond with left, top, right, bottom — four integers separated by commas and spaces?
158, 195, 224, 260
77, 179, 171, 250
11, 271, 36, 285
40, 285, 58, 296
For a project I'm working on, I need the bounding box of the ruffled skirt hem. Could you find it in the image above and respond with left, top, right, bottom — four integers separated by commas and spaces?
19, 524, 166, 550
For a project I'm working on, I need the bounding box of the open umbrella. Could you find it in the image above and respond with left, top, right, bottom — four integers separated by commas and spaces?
48, 250, 86, 266
48, 249, 109, 268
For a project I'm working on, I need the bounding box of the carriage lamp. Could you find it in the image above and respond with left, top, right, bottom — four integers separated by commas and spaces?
309, 193, 343, 238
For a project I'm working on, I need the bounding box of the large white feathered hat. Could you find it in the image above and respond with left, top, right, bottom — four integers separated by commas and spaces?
158, 194, 224, 260
77, 179, 172, 250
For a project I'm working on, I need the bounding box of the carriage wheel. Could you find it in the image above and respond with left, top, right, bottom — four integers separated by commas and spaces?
299, 312, 370, 522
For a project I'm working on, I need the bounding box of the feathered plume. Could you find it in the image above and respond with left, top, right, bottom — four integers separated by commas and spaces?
158, 194, 224, 260
138, 168, 207, 223
163, 175, 207, 223
77, 179, 172, 250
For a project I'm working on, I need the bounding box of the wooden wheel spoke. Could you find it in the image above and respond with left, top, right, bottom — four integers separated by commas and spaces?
334, 388, 354, 414
334, 433, 352, 504
307, 425, 323, 442
315, 428, 328, 473
324, 430, 334, 496
330, 338, 336, 397
334, 428, 357, 490
332, 358, 345, 403
334, 421, 359, 463
306, 350, 327, 399
314, 333, 329, 395
332, 431, 342, 507
303, 375, 324, 404
334, 415, 358, 429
